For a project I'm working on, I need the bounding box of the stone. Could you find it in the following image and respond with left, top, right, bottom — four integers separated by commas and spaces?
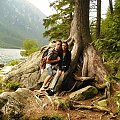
69, 85, 98, 101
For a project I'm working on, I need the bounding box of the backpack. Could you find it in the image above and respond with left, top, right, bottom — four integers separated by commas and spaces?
40, 48, 56, 70
40, 48, 49, 70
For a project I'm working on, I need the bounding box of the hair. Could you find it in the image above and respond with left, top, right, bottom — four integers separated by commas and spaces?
62, 41, 69, 50
56, 40, 62, 44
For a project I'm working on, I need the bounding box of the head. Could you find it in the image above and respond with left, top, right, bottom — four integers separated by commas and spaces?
55, 40, 62, 50
62, 42, 68, 52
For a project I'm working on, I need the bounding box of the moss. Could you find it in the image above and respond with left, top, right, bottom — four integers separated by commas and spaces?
0, 76, 5, 93
54, 98, 73, 110
7, 59, 21, 66
5, 81, 21, 91
39, 114, 63, 120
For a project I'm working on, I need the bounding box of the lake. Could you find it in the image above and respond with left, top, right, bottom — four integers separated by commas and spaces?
0, 48, 22, 64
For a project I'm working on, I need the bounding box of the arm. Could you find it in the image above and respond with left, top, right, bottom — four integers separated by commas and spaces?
46, 56, 61, 64
46, 49, 61, 64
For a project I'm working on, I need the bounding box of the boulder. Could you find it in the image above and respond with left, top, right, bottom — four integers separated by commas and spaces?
69, 85, 98, 101
4, 51, 42, 88
4, 45, 55, 89
0, 64, 4, 68
0, 88, 39, 119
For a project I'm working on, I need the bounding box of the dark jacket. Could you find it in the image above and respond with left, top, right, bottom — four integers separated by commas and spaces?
59, 50, 71, 72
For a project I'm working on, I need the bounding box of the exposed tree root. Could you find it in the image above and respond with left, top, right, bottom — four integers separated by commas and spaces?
74, 104, 110, 113
74, 74, 95, 82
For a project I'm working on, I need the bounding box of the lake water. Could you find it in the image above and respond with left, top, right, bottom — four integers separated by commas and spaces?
0, 48, 22, 64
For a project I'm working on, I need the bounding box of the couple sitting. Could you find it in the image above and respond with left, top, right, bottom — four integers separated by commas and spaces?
40, 40, 71, 94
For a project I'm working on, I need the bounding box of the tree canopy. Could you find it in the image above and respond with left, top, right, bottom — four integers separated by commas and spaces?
43, 0, 74, 40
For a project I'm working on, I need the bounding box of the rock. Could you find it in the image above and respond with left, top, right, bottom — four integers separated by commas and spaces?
0, 88, 37, 119
0, 97, 8, 109
4, 51, 42, 88
0, 64, 4, 68
69, 85, 98, 101
4, 45, 57, 89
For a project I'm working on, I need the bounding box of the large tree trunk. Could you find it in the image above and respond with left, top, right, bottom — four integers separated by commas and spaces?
96, 0, 101, 38
55, 0, 108, 92
65, 0, 91, 78
109, 0, 114, 15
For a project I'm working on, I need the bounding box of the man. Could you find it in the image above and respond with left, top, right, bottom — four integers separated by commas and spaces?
40, 40, 62, 91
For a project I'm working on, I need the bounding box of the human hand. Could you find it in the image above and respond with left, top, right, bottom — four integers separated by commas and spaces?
57, 56, 61, 61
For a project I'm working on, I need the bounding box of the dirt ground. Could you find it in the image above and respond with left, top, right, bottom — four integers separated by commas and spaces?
23, 89, 120, 120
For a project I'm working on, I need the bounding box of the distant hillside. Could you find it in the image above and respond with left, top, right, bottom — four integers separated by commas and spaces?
0, 0, 48, 48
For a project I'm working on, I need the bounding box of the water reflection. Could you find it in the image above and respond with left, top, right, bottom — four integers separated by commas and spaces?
0, 48, 22, 64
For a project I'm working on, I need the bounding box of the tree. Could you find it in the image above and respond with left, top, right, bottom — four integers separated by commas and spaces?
96, 0, 101, 38
20, 39, 40, 56
109, 0, 114, 15
43, 0, 74, 40
53, 0, 108, 92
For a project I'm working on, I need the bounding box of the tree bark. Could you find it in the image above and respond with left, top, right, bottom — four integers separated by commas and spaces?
64, 0, 91, 80
109, 0, 114, 15
96, 0, 101, 38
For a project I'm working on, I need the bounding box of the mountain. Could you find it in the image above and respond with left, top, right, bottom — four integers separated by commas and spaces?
0, 0, 48, 48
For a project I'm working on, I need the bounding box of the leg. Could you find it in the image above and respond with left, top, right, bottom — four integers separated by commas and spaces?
49, 70, 62, 89
40, 66, 54, 91
41, 75, 53, 89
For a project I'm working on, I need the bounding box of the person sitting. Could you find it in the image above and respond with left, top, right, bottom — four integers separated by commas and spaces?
59, 41, 71, 74
40, 40, 62, 91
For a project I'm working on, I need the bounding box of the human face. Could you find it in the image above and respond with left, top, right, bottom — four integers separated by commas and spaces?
62, 43, 67, 51
55, 41, 62, 50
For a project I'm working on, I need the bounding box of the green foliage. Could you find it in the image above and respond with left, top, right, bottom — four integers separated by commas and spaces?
39, 114, 63, 120
105, 75, 120, 82
0, 76, 4, 93
115, 92, 120, 113
6, 81, 21, 91
43, 0, 74, 40
93, 0, 120, 79
21, 39, 40, 56
7, 59, 21, 66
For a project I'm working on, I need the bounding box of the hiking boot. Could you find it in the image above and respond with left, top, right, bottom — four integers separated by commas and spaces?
46, 88, 55, 96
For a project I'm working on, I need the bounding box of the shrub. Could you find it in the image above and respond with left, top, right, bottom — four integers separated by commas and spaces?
21, 39, 40, 56
7, 59, 21, 66
6, 81, 21, 91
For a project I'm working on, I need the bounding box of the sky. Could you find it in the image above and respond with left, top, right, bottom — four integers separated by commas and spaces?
27, 0, 110, 17
27, 0, 56, 16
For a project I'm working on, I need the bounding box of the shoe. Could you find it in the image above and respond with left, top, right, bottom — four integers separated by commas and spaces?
46, 88, 55, 96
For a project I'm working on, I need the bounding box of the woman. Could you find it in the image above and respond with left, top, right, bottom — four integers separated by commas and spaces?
59, 41, 71, 74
